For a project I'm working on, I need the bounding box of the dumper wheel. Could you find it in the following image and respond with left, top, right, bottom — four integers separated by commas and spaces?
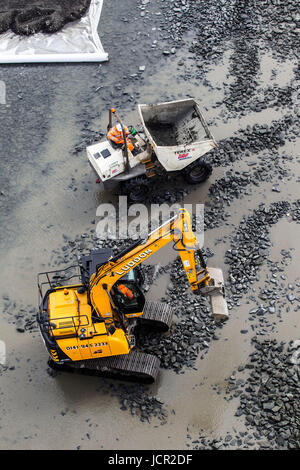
183, 160, 212, 184
121, 176, 150, 203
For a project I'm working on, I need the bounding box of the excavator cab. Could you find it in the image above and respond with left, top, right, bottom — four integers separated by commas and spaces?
111, 279, 145, 317
82, 249, 146, 318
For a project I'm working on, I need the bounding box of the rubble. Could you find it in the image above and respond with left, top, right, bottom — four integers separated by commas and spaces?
232, 339, 300, 449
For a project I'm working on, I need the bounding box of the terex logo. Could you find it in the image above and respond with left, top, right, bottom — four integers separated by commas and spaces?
116, 249, 152, 275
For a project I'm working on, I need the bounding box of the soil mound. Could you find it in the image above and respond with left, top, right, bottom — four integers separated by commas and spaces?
0, 0, 91, 35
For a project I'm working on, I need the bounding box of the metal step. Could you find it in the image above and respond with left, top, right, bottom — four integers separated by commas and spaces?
140, 157, 152, 164
146, 169, 156, 178
145, 162, 155, 169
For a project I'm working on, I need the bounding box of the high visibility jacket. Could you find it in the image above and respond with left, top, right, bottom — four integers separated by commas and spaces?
107, 125, 134, 151
117, 284, 134, 300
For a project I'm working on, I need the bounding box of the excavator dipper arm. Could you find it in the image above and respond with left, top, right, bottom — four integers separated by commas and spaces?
89, 208, 228, 321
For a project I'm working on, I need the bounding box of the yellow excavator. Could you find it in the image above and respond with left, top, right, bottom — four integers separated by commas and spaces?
37, 208, 228, 383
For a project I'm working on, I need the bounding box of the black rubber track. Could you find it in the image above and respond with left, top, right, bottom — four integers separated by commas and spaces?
48, 351, 160, 384
0, 1, 91, 36
138, 300, 173, 333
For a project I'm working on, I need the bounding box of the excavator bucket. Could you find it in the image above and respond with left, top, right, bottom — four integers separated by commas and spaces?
206, 268, 229, 322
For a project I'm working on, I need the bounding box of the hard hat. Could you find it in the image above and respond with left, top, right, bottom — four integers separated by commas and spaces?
116, 123, 122, 132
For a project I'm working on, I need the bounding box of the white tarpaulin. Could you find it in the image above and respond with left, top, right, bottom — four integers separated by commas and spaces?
0, 0, 108, 63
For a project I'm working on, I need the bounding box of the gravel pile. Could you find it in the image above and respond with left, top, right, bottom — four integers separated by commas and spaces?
187, 0, 239, 61
186, 0, 300, 116
225, 38, 260, 113
290, 199, 300, 223
233, 338, 300, 449
137, 257, 218, 372
209, 116, 298, 168
104, 381, 168, 424
204, 159, 290, 229
246, 254, 299, 337
188, 198, 300, 448
141, 0, 197, 48
225, 201, 291, 308
189, 338, 300, 450
228, 83, 295, 115
2, 296, 37, 334
188, 0, 299, 60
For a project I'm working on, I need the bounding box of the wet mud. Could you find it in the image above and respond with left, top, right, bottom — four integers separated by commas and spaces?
0, 0, 299, 451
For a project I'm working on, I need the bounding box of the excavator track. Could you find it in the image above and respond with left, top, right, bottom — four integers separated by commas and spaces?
48, 351, 160, 384
138, 300, 173, 332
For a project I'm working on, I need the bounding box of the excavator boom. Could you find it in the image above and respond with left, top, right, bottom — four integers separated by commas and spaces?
90, 208, 228, 321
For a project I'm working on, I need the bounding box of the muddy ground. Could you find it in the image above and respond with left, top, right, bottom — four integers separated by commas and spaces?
0, 0, 299, 450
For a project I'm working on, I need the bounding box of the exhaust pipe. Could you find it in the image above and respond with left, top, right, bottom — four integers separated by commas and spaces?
110, 108, 130, 173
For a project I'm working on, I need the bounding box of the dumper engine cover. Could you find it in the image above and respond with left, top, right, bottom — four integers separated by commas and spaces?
0, 0, 91, 35
86, 140, 126, 182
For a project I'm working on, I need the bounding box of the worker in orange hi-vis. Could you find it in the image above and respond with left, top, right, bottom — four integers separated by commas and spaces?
107, 122, 135, 152
117, 284, 134, 300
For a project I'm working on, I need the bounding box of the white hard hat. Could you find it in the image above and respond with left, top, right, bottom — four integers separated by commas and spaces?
116, 123, 122, 132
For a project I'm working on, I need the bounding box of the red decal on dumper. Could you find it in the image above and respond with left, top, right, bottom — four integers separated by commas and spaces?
178, 153, 192, 160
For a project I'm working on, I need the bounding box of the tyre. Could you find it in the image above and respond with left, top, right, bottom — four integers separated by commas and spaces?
121, 176, 150, 203
183, 160, 212, 184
